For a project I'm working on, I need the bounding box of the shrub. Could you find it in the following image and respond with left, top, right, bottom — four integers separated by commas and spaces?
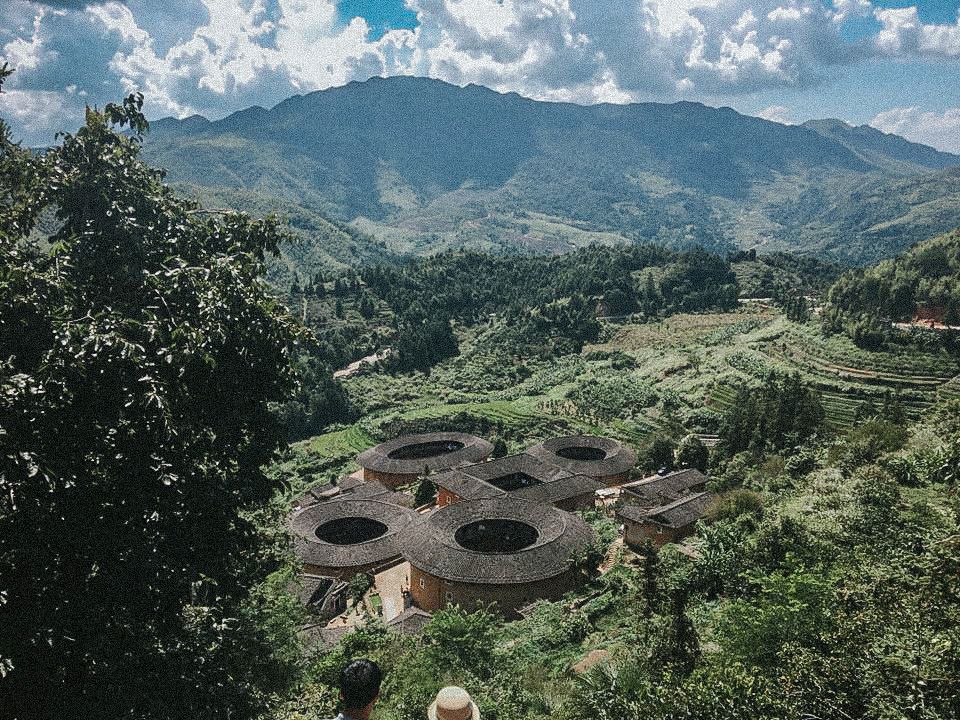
707, 490, 764, 523
676, 434, 709, 472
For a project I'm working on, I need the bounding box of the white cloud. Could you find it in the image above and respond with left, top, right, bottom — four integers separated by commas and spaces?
82, 0, 414, 119
2, 0, 960, 147
874, 6, 960, 58
3, 8, 54, 72
870, 106, 960, 154
0, 87, 69, 141
756, 104, 795, 124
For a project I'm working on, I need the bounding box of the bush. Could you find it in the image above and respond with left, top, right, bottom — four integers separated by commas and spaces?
641, 435, 676, 473
676, 434, 709, 472
706, 490, 764, 523
348, 573, 374, 605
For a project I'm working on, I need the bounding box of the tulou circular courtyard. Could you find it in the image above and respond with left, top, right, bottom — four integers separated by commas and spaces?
289, 432, 647, 619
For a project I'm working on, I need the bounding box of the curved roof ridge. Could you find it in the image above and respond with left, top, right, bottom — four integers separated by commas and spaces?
291, 498, 419, 569
524, 435, 637, 477
358, 432, 494, 475
399, 497, 594, 584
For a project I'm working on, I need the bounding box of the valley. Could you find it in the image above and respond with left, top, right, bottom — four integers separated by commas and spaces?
145, 76, 960, 265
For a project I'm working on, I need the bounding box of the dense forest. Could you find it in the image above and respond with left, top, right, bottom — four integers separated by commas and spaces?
825, 228, 960, 347
279, 246, 837, 440
0, 80, 303, 717
3, 77, 959, 720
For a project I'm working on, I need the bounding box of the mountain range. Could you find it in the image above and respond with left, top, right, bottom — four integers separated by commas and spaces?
144, 76, 960, 265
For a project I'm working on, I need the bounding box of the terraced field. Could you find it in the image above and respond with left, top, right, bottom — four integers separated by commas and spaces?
940, 375, 960, 402
293, 309, 959, 474
750, 324, 958, 427
303, 425, 375, 460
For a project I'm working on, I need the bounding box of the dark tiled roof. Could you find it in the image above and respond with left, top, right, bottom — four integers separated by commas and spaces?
289, 498, 418, 569
292, 475, 371, 508
512, 474, 604, 504
293, 477, 413, 509
432, 469, 506, 500
399, 497, 594, 584
621, 469, 708, 507
618, 492, 716, 529
524, 435, 637, 477
299, 623, 349, 650
386, 606, 433, 635
348, 481, 415, 506
617, 504, 648, 524
357, 432, 493, 475
435, 456, 603, 506
296, 574, 338, 607
461, 453, 572, 485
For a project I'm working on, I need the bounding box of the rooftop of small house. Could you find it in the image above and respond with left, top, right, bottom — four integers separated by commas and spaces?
618, 491, 716, 529
620, 468, 708, 508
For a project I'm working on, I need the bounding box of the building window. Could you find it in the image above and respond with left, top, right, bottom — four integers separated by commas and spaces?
656, 527, 663, 535
419, 578, 425, 589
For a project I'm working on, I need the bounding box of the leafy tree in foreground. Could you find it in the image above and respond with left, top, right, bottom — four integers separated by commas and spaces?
0, 91, 301, 719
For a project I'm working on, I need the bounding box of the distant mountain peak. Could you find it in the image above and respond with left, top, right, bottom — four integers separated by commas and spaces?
144, 76, 960, 265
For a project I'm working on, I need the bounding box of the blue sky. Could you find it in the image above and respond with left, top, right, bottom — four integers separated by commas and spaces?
2, 1, 960, 152
338, 0, 418, 39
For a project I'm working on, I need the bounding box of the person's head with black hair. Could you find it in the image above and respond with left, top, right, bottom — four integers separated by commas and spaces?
338, 658, 382, 719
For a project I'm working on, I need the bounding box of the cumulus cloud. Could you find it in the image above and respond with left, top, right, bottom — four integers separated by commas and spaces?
874, 6, 960, 58
30, 1, 120, 7
1, 0, 960, 146
407, 0, 865, 104
870, 106, 960, 155
756, 104, 795, 124
3, 8, 52, 72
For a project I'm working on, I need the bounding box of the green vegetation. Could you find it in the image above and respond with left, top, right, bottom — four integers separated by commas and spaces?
4, 74, 960, 720
145, 76, 960, 264
267, 277, 958, 719
275, 244, 744, 440
717, 372, 825, 458
0, 90, 302, 719
274, 388, 960, 719
825, 227, 960, 347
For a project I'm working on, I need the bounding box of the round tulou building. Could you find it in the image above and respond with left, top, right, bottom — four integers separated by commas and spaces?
524, 435, 637, 485
357, 432, 494, 488
399, 497, 595, 618
289, 498, 418, 579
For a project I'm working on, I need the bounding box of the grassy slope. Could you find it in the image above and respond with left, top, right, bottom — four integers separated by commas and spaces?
276, 308, 959, 497
270, 308, 959, 720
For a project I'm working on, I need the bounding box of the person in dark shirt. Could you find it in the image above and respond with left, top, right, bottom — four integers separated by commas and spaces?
331, 658, 382, 720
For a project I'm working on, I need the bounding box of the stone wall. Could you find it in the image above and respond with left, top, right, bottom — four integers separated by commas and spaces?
408, 564, 584, 619
623, 519, 689, 549
362, 468, 418, 489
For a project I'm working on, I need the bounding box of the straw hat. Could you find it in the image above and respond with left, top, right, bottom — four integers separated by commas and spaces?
427, 686, 480, 720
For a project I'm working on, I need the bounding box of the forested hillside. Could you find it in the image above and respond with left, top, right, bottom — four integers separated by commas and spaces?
273, 273, 960, 720
4, 74, 960, 720
825, 227, 960, 346
276, 246, 839, 440
144, 76, 960, 264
